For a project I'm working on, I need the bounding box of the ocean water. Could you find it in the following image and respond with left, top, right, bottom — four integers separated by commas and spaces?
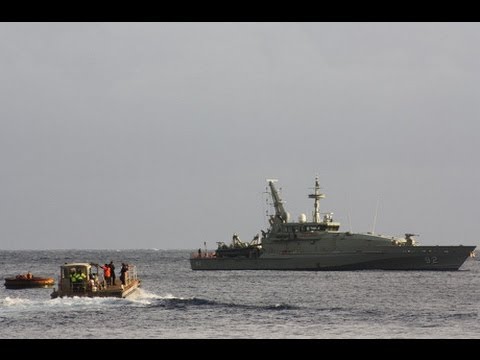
0, 249, 479, 339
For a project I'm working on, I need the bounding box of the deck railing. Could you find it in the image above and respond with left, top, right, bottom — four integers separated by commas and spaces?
190, 251, 216, 259
124, 265, 138, 285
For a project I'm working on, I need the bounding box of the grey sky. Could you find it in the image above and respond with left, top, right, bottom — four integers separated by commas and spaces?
0, 22, 479, 250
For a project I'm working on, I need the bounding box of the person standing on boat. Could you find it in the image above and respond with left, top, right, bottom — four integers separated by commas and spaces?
69, 268, 76, 282
120, 263, 129, 285
109, 261, 116, 285
76, 269, 86, 290
69, 268, 78, 290
100, 264, 111, 286
70, 268, 86, 291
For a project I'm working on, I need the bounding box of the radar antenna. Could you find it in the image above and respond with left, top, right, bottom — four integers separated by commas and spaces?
308, 176, 325, 223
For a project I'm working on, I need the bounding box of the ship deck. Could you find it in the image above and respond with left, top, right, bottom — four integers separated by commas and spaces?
51, 279, 140, 299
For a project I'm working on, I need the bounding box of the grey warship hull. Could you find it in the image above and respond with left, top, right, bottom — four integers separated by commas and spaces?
191, 178, 476, 271
191, 245, 475, 271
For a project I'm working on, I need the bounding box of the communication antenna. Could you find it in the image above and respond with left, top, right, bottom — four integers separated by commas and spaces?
345, 193, 352, 232
372, 198, 380, 234
347, 209, 352, 232
308, 176, 325, 223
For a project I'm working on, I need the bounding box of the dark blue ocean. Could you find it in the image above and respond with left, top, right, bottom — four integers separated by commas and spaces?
1, 250, 479, 339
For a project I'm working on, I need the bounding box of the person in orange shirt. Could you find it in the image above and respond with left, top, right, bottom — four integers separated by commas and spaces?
100, 264, 111, 286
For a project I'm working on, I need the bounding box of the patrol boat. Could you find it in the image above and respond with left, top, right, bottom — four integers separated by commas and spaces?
190, 178, 476, 271
50, 262, 140, 299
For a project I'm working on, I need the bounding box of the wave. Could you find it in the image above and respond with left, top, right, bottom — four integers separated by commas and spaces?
0, 288, 299, 313
1, 294, 127, 313
123, 288, 299, 311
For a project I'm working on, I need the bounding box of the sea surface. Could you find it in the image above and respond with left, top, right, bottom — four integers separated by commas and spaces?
0, 249, 479, 339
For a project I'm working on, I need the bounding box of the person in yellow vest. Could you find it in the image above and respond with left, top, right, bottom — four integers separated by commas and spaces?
70, 268, 78, 291
75, 269, 86, 282
77, 269, 86, 290
71, 268, 86, 291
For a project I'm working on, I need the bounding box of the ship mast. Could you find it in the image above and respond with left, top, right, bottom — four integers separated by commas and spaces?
267, 179, 288, 222
308, 176, 325, 223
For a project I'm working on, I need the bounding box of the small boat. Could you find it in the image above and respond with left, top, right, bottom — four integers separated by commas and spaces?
50, 262, 141, 299
4, 273, 55, 289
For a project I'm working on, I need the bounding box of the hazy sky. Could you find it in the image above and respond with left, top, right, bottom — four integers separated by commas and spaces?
1, 22, 479, 250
